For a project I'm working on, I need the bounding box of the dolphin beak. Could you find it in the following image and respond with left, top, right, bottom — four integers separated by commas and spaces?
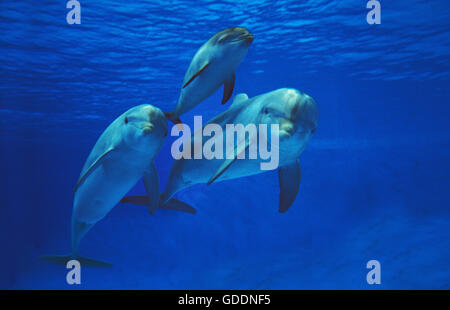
246, 33, 254, 45
280, 121, 295, 136
142, 124, 154, 135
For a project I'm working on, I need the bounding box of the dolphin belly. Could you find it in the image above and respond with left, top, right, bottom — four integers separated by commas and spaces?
176, 64, 229, 115
73, 160, 143, 224
162, 155, 265, 202
212, 157, 265, 181
163, 136, 311, 201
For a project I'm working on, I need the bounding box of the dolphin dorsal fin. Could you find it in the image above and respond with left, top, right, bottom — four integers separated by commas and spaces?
231, 93, 249, 107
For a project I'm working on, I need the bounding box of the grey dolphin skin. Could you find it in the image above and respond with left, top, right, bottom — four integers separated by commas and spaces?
165, 27, 253, 124
41, 104, 193, 267
125, 88, 318, 213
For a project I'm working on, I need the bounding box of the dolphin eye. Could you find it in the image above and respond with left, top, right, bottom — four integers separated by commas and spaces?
124, 117, 128, 124
264, 108, 269, 114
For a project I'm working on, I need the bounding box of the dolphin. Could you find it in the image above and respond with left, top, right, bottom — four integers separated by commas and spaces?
125, 88, 318, 213
165, 27, 254, 124
41, 104, 194, 267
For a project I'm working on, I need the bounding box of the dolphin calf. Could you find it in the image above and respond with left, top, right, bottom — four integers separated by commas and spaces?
125, 88, 318, 213
165, 27, 254, 124
42, 104, 193, 266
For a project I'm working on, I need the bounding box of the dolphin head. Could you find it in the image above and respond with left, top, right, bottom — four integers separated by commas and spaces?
121, 105, 168, 153
210, 27, 254, 61
259, 88, 318, 152
212, 27, 254, 46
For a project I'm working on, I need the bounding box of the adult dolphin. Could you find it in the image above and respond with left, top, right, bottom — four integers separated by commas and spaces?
126, 88, 318, 213
165, 27, 254, 124
42, 104, 194, 267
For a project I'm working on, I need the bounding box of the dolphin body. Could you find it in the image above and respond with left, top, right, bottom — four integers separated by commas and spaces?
165, 27, 253, 124
126, 88, 318, 213
42, 104, 193, 267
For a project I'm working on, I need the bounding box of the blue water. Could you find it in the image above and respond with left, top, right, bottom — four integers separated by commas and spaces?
1, 0, 449, 289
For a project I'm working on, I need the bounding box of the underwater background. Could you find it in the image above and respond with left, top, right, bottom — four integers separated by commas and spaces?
1, 0, 449, 289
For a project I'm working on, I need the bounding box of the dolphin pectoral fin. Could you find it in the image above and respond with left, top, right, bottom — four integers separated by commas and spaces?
143, 164, 160, 215
160, 198, 197, 214
207, 158, 236, 185
207, 136, 251, 185
278, 159, 302, 213
73, 147, 115, 193
183, 62, 210, 88
221, 72, 235, 105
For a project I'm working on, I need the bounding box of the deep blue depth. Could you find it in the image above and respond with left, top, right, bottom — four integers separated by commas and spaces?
0, 0, 449, 289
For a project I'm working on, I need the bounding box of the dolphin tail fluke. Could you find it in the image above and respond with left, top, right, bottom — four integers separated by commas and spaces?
164, 112, 182, 125
121, 195, 149, 205
160, 198, 197, 214
40, 254, 112, 268
40, 219, 111, 268
121, 195, 196, 214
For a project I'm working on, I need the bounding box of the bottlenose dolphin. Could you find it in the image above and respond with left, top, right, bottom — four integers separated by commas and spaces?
42, 104, 193, 266
126, 88, 318, 213
165, 27, 253, 124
